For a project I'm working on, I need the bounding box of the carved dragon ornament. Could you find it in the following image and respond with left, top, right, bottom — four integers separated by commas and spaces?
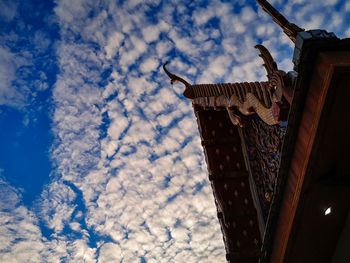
163, 45, 293, 126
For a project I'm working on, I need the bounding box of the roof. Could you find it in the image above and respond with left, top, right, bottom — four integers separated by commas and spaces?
193, 106, 263, 262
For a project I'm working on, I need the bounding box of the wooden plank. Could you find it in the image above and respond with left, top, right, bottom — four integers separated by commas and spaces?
269, 50, 350, 263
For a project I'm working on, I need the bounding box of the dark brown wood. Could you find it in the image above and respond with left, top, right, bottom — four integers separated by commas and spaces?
269, 50, 350, 263
255, 0, 303, 43
194, 108, 263, 263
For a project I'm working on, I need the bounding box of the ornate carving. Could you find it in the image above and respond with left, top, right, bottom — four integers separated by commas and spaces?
227, 108, 244, 127
163, 45, 293, 126
255, 45, 293, 104
193, 86, 289, 125
241, 117, 286, 219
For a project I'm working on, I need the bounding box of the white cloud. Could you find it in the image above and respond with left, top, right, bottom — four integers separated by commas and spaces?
168, 30, 199, 56
324, 0, 339, 6
156, 40, 172, 58
346, 2, 350, 11
345, 27, 350, 37
98, 242, 123, 262
6, 0, 350, 262
142, 25, 161, 43
0, 0, 18, 22
54, 0, 92, 26
303, 14, 324, 29
105, 31, 124, 59
119, 36, 148, 71
140, 57, 159, 73
193, 7, 215, 26
0, 178, 44, 263
0, 46, 29, 107
40, 181, 77, 233
240, 6, 256, 23
208, 55, 231, 77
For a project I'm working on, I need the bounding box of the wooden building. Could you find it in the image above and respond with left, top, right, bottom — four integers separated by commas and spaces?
164, 1, 350, 262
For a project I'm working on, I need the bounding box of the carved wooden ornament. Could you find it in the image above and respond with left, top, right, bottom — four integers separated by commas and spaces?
163, 45, 292, 126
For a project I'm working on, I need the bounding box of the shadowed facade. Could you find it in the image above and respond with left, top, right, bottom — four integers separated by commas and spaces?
164, 1, 350, 262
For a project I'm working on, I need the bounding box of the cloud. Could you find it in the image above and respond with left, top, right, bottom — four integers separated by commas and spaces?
140, 57, 159, 73
39, 181, 77, 233
240, 6, 256, 23
119, 36, 148, 71
0, 178, 44, 263
0, 0, 18, 22
142, 25, 161, 43
98, 243, 123, 262
4, 0, 350, 262
105, 32, 125, 60
0, 46, 30, 107
0, 1, 56, 109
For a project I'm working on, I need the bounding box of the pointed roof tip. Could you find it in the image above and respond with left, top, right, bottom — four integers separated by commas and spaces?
162, 61, 191, 87
255, 44, 278, 71
256, 0, 304, 43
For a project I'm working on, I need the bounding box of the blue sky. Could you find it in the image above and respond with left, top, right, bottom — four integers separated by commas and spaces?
1, 0, 350, 262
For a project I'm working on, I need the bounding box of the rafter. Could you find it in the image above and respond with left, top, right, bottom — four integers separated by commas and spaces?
256, 0, 303, 43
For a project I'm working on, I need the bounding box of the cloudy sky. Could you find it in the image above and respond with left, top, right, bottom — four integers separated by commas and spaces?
1, 0, 350, 262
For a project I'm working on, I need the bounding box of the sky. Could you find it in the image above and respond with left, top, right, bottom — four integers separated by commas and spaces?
0, 0, 350, 262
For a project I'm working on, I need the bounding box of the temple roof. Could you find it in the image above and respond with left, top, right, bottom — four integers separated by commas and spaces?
187, 82, 272, 108
193, 106, 263, 262
163, 1, 350, 262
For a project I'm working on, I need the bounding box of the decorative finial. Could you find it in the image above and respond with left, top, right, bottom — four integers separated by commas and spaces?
256, 0, 304, 43
255, 44, 278, 75
255, 44, 293, 104
163, 61, 191, 87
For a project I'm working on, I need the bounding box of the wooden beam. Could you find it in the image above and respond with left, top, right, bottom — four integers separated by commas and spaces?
256, 0, 303, 43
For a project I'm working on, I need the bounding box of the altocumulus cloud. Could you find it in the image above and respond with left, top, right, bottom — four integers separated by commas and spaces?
1, 0, 350, 262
